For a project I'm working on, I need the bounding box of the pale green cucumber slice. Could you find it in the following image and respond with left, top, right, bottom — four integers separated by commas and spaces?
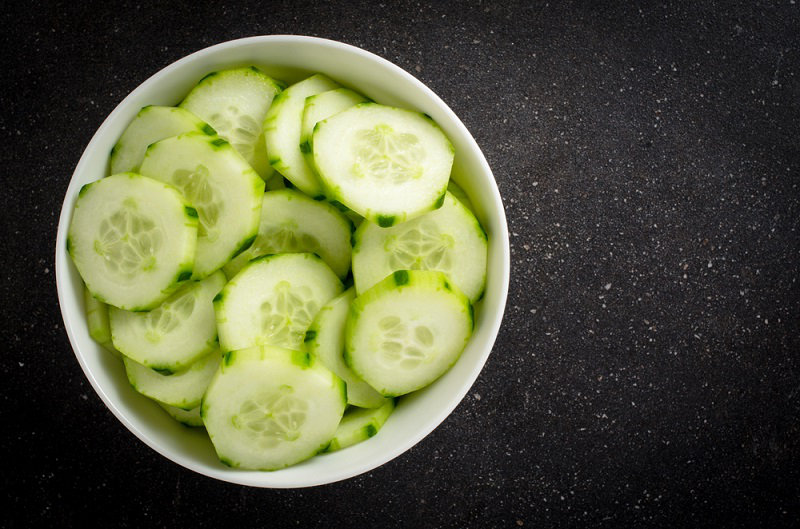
447, 178, 475, 213
180, 67, 283, 181
311, 103, 454, 227
263, 74, 340, 197
300, 88, 368, 175
223, 189, 353, 280
159, 403, 204, 427
109, 271, 226, 372
201, 345, 346, 470
67, 173, 197, 311
305, 288, 387, 408
110, 105, 212, 175
215, 253, 343, 352
352, 192, 487, 302
139, 132, 264, 279
345, 270, 473, 397
83, 285, 119, 357
123, 349, 222, 409
323, 398, 396, 452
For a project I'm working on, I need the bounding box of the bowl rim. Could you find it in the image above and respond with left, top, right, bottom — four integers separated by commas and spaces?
55, 34, 510, 487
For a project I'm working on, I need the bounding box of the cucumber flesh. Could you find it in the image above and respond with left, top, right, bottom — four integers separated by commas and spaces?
180, 67, 283, 181
83, 285, 119, 357
446, 178, 475, 213
263, 74, 340, 197
300, 88, 368, 178
215, 253, 343, 353
67, 172, 198, 311
312, 103, 454, 226
159, 402, 204, 427
305, 288, 387, 409
352, 191, 487, 302
123, 349, 222, 410
223, 189, 353, 280
139, 132, 264, 279
345, 270, 473, 397
110, 105, 211, 175
323, 398, 396, 452
109, 271, 226, 372
201, 344, 346, 470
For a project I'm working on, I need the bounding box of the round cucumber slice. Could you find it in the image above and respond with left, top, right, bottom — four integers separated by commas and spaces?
345, 270, 473, 397
159, 402, 204, 427
323, 398, 396, 453
83, 285, 119, 357
305, 288, 387, 409
180, 66, 284, 181
311, 103, 454, 226
109, 271, 225, 372
67, 173, 198, 311
263, 74, 341, 197
123, 349, 222, 410
139, 131, 264, 279
202, 345, 346, 470
223, 189, 353, 280
110, 105, 212, 175
300, 87, 369, 179
352, 192, 487, 302
215, 253, 343, 353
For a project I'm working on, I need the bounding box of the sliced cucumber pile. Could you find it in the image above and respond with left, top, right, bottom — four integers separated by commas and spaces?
68, 64, 488, 471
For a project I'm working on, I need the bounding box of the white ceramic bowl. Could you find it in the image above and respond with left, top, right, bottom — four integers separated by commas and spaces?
55, 35, 510, 487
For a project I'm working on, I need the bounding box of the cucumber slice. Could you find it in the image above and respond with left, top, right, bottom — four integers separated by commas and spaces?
110, 105, 212, 175
159, 403, 204, 427
109, 271, 226, 372
223, 189, 353, 280
263, 74, 340, 197
139, 132, 264, 279
305, 288, 387, 408
323, 398, 396, 452
345, 270, 473, 397
300, 88, 369, 176
67, 172, 198, 311
201, 345, 346, 470
83, 285, 119, 356
180, 67, 283, 181
352, 192, 487, 302
215, 253, 343, 353
311, 103, 454, 226
447, 178, 475, 213
123, 349, 222, 410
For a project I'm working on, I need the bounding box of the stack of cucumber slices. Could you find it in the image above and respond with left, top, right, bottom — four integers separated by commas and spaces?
68, 66, 488, 471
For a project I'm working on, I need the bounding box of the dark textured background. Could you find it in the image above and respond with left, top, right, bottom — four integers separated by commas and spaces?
2, 1, 798, 527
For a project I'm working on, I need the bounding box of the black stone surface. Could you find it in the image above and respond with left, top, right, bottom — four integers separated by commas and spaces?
2, 1, 798, 527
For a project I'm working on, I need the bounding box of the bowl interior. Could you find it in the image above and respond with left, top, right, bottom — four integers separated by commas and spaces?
56, 35, 509, 487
